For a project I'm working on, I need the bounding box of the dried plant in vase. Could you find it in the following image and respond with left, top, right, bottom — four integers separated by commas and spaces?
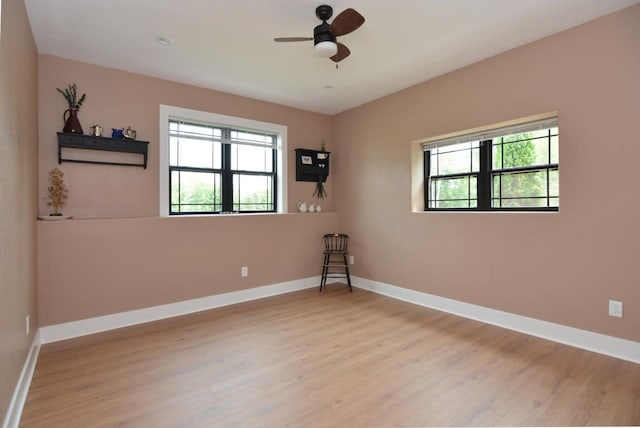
47, 167, 68, 216
56, 83, 86, 110
56, 83, 87, 134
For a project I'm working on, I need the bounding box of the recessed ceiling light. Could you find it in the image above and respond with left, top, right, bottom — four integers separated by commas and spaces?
155, 36, 173, 46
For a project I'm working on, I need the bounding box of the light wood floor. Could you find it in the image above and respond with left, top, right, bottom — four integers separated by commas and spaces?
21, 286, 640, 427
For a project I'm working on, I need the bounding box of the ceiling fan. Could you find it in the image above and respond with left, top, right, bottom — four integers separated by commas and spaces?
274, 5, 365, 63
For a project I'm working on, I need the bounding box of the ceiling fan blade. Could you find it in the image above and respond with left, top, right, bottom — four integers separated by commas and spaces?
274, 37, 313, 42
331, 43, 351, 63
329, 8, 365, 37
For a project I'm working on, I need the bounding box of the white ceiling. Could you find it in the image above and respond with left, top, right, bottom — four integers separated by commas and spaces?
25, 0, 639, 115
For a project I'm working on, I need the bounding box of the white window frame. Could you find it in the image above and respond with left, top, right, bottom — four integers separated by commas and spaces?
159, 105, 287, 216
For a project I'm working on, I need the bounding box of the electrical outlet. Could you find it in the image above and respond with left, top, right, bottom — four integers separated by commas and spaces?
349, 255, 355, 265
241, 266, 248, 277
25, 315, 30, 336
609, 300, 623, 318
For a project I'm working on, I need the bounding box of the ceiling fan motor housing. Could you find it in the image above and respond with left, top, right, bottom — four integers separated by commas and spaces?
314, 5, 335, 46
313, 22, 335, 46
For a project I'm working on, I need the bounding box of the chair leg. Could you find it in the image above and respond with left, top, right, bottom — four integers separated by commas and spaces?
320, 253, 329, 291
343, 254, 352, 292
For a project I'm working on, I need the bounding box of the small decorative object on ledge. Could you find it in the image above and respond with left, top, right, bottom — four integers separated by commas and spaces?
44, 167, 69, 218
111, 126, 137, 139
297, 201, 322, 213
56, 83, 86, 134
123, 126, 137, 139
89, 124, 103, 137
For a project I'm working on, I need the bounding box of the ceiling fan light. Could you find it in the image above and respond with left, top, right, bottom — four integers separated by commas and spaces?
315, 41, 337, 58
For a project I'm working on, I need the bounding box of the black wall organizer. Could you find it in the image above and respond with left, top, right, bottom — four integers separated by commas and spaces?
57, 132, 149, 169
295, 148, 330, 182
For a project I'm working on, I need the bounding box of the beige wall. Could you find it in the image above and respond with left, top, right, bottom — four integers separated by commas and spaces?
0, 0, 39, 418
333, 5, 640, 342
2, 1, 635, 421
38, 213, 338, 325
38, 55, 334, 218
37, 56, 338, 325
33, 3, 640, 341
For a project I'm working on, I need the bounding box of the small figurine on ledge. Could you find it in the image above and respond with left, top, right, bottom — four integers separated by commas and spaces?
123, 126, 137, 139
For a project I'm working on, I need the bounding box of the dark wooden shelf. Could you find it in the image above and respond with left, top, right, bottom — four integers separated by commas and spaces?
57, 132, 149, 169
295, 148, 330, 182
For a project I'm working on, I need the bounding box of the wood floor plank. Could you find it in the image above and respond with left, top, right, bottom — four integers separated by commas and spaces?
20, 287, 640, 427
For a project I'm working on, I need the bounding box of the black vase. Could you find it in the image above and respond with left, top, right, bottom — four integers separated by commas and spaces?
63, 108, 83, 134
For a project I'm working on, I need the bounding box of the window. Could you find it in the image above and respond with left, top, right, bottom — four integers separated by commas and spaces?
159, 106, 287, 216
424, 118, 558, 211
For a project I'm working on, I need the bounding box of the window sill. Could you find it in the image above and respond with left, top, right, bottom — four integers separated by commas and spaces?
413, 208, 559, 214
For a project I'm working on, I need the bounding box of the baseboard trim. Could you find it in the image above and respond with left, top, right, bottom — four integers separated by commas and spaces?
40, 276, 320, 344
2, 331, 41, 428
32, 274, 640, 359
353, 276, 640, 364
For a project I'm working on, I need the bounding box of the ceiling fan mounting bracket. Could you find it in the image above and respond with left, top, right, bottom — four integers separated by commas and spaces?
315, 5, 333, 22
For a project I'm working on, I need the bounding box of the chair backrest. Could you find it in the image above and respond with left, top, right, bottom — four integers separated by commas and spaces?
324, 233, 349, 253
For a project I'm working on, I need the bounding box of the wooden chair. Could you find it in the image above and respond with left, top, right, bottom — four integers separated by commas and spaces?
320, 233, 352, 292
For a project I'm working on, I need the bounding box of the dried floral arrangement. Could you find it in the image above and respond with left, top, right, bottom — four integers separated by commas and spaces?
56, 83, 86, 110
313, 176, 327, 199
47, 167, 68, 215
313, 139, 328, 198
